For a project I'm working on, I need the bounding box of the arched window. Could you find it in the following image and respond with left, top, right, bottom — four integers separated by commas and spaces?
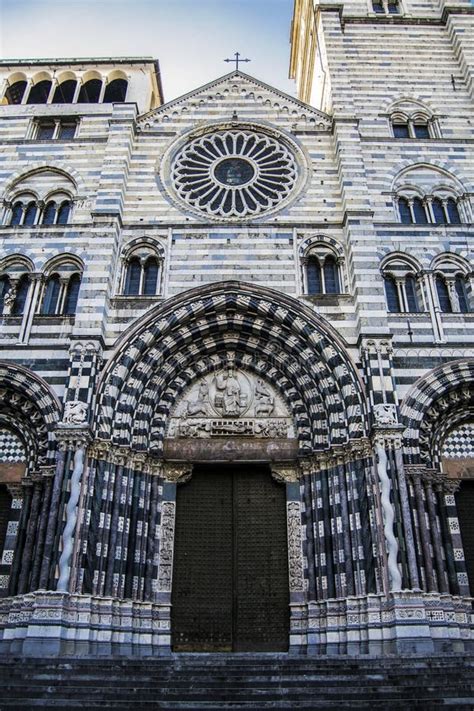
323, 256, 339, 294
57, 201, 71, 225
78, 79, 102, 103
384, 276, 400, 312
26, 80, 52, 104
392, 121, 410, 138
124, 257, 141, 295
143, 258, 159, 296
387, 0, 400, 13
398, 197, 412, 224
41, 275, 61, 315
42, 201, 57, 225
23, 202, 38, 226
436, 275, 451, 313
52, 80, 77, 104
455, 275, 469, 313
405, 274, 419, 312
103, 79, 128, 102
307, 258, 322, 295
432, 198, 446, 224
13, 275, 30, 316
0, 275, 11, 315
5, 80, 27, 105
412, 197, 428, 224
372, 1, 384, 13
10, 202, 24, 226
413, 122, 430, 139
63, 274, 81, 315
447, 198, 461, 224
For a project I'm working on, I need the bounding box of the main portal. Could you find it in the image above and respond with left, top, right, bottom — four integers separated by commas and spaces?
171, 464, 290, 652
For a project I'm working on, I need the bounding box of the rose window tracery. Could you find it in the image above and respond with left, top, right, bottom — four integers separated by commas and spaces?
171, 130, 298, 218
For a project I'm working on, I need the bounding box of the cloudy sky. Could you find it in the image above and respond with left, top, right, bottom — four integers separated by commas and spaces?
0, 0, 297, 102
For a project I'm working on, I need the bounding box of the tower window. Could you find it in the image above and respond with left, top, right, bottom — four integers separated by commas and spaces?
52, 80, 77, 104
41, 275, 61, 315
23, 202, 38, 226
103, 79, 128, 103
35, 118, 78, 140
447, 198, 461, 224
398, 197, 412, 224
413, 123, 430, 139
26, 80, 52, 104
4, 80, 27, 105
323, 256, 340, 294
0, 276, 11, 315
405, 275, 419, 312
124, 258, 141, 296
436, 276, 452, 313
63, 274, 81, 316
384, 276, 400, 313
412, 197, 428, 224
78, 79, 102, 103
432, 198, 446, 224
13, 275, 30, 316
10, 202, 24, 226
307, 259, 322, 295
393, 122, 410, 138
455, 275, 469, 313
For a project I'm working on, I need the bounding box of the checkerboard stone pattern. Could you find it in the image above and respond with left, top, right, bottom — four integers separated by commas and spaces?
0, 429, 26, 463
442, 424, 474, 460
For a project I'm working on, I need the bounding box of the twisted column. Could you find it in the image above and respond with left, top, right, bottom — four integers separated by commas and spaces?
375, 440, 402, 591
57, 443, 86, 591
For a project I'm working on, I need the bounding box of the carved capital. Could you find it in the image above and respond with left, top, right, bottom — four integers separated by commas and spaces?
404, 464, 459, 493
54, 425, 92, 450
270, 463, 300, 484
162, 462, 192, 484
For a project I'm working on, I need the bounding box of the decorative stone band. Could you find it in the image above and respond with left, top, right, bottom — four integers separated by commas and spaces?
404, 464, 461, 493
87, 440, 164, 476
298, 437, 373, 473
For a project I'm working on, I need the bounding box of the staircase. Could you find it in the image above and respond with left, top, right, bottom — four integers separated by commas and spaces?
0, 654, 472, 709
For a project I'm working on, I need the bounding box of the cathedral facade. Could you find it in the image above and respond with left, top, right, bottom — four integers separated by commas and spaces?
0, 0, 473, 656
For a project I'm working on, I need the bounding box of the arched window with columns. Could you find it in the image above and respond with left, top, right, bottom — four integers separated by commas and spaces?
432, 255, 471, 315
120, 242, 164, 297
393, 165, 470, 224
381, 255, 423, 314
39, 257, 83, 317
302, 242, 344, 297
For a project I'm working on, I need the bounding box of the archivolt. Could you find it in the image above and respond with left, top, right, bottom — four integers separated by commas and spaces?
96, 282, 367, 454
0, 362, 61, 469
400, 359, 474, 466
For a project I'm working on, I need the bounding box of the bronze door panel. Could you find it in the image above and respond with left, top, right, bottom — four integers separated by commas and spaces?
172, 464, 289, 652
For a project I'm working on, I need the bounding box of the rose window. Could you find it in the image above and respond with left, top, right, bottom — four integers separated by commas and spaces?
171, 130, 298, 218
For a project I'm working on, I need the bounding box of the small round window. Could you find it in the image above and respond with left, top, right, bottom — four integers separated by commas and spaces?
171, 130, 298, 218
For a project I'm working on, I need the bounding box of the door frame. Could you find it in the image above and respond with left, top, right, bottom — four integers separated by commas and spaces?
157, 460, 305, 653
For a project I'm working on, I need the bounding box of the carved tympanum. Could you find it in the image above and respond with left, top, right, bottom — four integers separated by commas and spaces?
166, 369, 294, 439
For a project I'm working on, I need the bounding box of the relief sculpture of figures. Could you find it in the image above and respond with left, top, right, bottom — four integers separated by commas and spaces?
255, 377, 275, 416
185, 379, 210, 416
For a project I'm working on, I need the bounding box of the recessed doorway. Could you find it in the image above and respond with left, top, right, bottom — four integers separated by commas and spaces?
171, 463, 289, 652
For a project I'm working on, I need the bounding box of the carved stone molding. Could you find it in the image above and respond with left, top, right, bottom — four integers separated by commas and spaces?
286, 501, 304, 593
371, 428, 404, 451
404, 465, 461, 493
55, 426, 92, 451
270, 463, 300, 484
162, 462, 192, 484
86, 441, 163, 476
298, 437, 373, 473
157, 501, 176, 593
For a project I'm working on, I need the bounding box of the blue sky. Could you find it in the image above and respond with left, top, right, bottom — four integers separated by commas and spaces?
0, 0, 297, 101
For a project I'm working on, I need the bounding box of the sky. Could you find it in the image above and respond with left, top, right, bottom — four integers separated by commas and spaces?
0, 0, 297, 102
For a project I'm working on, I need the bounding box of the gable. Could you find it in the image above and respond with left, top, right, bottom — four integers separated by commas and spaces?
138, 71, 332, 132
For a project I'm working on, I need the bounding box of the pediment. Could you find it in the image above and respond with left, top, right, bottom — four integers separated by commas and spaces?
138, 70, 332, 131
